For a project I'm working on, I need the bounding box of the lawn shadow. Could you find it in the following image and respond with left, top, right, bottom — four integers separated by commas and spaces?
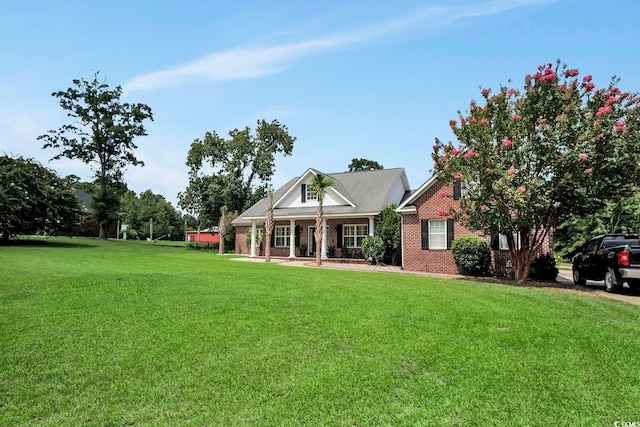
1, 237, 99, 249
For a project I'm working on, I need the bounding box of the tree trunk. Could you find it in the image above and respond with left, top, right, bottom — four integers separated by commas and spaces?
264, 233, 271, 262
315, 205, 323, 266
98, 224, 106, 240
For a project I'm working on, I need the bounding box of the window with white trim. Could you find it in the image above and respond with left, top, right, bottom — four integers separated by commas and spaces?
275, 226, 290, 247
429, 219, 447, 249
499, 233, 521, 250
343, 224, 368, 248
306, 186, 318, 201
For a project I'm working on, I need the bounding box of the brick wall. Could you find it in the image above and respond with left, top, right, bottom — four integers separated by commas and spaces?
401, 180, 554, 277
234, 218, 372, 258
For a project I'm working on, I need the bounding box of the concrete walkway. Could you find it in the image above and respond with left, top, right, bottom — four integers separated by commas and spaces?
232, 256, 640, 306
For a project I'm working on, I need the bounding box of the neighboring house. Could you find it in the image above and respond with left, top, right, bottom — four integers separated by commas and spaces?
72, 188, 118, 238
396, 175, 553, 276
232, 168, 411, 259
186, 228, 220, 244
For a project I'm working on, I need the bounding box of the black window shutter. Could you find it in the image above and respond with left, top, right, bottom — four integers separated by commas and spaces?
336, 224, 343, 248
301, 184, 306, 203
270, 230, 275, 248
421, 219, 429, 250
490, 234, 499, 250
295, 225, 301, 247
453, 182, 461, 200
447, 219, 455, 249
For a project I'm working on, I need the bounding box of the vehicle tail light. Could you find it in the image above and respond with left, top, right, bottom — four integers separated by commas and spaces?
618, 250, 631, 266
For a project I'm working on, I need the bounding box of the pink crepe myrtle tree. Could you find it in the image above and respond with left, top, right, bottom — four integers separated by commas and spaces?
432, 60, 640, 283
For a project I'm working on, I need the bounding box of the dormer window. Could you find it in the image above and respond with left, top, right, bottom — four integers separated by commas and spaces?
306, 186, 318, 201
301, 183, 318, 203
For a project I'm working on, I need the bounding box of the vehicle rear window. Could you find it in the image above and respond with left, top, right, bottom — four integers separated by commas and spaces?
602, 236, 640, 248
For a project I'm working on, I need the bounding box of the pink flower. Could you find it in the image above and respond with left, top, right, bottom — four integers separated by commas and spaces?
481, 88, 492, 97
584, 82, 595, 92
452, 148, 462, 156
579, 152, 589, 161
540, 68, 556, 82
432, 144, 439, 151
507, 166, 515, 175
507, 88, 517, 97
437, 209, 447, 217
606, 95, 618, 105
512, 114, 521, 121
454, 172, 464, 180
583, 75, 593, 82
460, 117, 466, 126
596, 106, 612, 117
597, 133, 604, 139
438, 191, 447, 198
615, 120, 625, 132
564, 69, 579, 78
518, 186, 526, 194
585, 168, 593, 174
449, 119, 457, 129
463, 149, 476, 159
525, 74, 532, 84
480, 118, 488, 126
503, 139, 512, 147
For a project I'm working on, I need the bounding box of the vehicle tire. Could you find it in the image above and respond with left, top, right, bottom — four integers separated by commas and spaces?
572, 267, 586, 286
604, 270, 621, 293
627, 280, 640, 291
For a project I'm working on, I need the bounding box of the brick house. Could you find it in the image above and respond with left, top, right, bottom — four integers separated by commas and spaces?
232, 168, 410, 259
396, 175, 553, 276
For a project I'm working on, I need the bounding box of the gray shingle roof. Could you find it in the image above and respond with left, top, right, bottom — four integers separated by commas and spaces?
233, 168, 409, 225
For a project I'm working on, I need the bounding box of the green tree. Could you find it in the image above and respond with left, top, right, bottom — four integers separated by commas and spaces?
39, 73, 153, 239
1, 155, 83, 242
555, 194, 640, 260
179, 120, 295, 227
311, 173, 333, 266
376, 203, 401, 265
433, 61, 640, 282
120, 190, 184, 240
348, 158, 384, 172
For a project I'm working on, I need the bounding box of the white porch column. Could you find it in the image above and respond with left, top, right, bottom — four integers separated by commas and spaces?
369, 216, 375, 235
250, 222, 257, 257
321, 218, 328, 259
289, 219, 296, 258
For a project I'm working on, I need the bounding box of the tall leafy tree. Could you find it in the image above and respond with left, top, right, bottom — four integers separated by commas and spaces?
311, 173, 333, 266
377, 203, 401, 265
348, 158, 384, 172
39, 73, 153, 239
1, 155, 83, 242
120, 190, 184, 240
433, 61, 640, 282
179, 120, 295, 227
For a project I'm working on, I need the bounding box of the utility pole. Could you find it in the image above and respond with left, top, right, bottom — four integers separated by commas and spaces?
150, 218, 153, 241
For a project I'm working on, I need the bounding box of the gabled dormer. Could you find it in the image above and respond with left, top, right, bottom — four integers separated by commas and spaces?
274, 168, 355, 209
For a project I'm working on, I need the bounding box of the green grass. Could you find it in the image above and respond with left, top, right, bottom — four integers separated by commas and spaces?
1, 238, 639, 425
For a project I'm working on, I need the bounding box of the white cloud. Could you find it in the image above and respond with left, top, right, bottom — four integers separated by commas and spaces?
123, 0, 555, 93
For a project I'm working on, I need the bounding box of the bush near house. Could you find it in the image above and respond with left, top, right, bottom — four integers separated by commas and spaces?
529, 253, 559, 281
362, 235, 385, 265
451, 235, 493, 276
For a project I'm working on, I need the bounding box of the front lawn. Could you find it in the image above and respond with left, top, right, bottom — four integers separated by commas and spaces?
1, 238, 638, 425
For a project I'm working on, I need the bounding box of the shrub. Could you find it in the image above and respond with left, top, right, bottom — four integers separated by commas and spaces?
361, 235, 385, 265
529, 253, 559, 281
451, 235, 492, 276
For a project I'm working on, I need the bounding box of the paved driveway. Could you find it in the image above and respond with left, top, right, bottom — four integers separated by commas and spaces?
557, 267, 640, 306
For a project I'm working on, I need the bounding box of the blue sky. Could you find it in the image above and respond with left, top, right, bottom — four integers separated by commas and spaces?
2, 0, 640, 207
